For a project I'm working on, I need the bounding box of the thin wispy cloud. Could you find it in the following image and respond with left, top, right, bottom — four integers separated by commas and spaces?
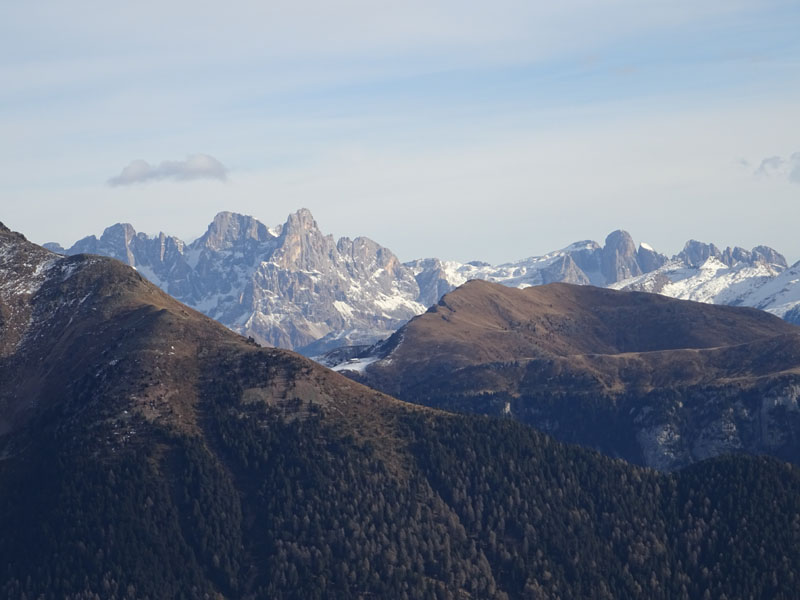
108, 154, 228, 186
754, 152, 800, 184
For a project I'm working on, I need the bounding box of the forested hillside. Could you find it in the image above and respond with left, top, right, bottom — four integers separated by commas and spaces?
2, 224, 800, 599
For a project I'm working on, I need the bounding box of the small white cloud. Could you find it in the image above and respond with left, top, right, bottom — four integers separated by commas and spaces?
754, 152, 800, 184
755, 155, 784, 176
108, 154, 228, 186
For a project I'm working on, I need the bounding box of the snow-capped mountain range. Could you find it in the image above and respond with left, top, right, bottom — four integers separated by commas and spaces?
610, 242, 800, 322
45, 209, 798, 352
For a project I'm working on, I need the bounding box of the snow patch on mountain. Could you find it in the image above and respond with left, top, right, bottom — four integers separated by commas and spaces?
612, 255, 790, 316
330, 355, 381, 374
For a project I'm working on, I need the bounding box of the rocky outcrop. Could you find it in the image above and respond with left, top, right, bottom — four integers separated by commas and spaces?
637, 243, 668, 273
540, 254, 591, 285
752, 245, 788, 267
197, 211, 274, 252
678, 240, 723, 267
407, 258, 455, 308
601, 230, 642, 283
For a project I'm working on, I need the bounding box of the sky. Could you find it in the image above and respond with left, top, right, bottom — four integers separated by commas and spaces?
2, 1, 799, 264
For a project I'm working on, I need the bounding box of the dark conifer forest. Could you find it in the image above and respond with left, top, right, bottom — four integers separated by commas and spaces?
3, 381, 800, 599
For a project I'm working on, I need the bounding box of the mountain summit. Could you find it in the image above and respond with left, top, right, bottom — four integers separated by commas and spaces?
197, 210, 274, 251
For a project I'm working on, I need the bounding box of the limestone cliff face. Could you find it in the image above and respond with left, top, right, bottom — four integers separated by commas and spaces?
678, 240, 723, 267
637, 243, 668, 273
601, 230, 642, 284
540, 254, 591, 285
197, 211, 273, 252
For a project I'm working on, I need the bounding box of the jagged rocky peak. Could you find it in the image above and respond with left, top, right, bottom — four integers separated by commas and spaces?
60, 222, 137, 264
406, 257, 454, 308
66, 234, 100, 255
100, 223, 137, 262
196, 211, 274, 251
338, 236, 403, 277
155, 230, 185, 254
43, 242, 66, 253
678, 239, 722, 267
0, 222, 10, 233
601, 229, 642, 283
281, 207, 318, 233
722, 246, 753, 266
603, 229, 637, 258
637, 242, 668, 273
271, 208, 337, 271
677, 239, 787, 269
558, 240, 602, 282
541, 254, 591, 285
564, 239, 602, 257
751, 245, 787, 268
101, 222, 136, 245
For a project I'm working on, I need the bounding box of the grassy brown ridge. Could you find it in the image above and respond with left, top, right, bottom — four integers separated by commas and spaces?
356, 279, 800, 469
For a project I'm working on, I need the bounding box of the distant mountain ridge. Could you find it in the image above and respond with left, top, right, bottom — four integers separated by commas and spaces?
611, 240, 799, 321
47, 209, 796, 352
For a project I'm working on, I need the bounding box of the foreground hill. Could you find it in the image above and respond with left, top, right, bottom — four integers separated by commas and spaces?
342, 280, 800, 470
4, 223, 800, 599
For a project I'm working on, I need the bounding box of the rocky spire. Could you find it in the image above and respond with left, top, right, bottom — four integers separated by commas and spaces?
271, 208, 336, 271
99, 223, 137, 264
601, 230, 642, 284
637, 243, 668, 273
197, 211, 274, 251
751, 245, 787, 268
677, 240, 722, 267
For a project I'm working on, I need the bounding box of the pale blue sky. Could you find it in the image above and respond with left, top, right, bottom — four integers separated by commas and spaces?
2, 1, 799, 263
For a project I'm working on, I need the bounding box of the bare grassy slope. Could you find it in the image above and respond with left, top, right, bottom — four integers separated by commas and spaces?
358, 280, 800, 469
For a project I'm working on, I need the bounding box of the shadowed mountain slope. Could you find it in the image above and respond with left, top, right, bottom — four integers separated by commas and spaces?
4, 224, 800, 599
